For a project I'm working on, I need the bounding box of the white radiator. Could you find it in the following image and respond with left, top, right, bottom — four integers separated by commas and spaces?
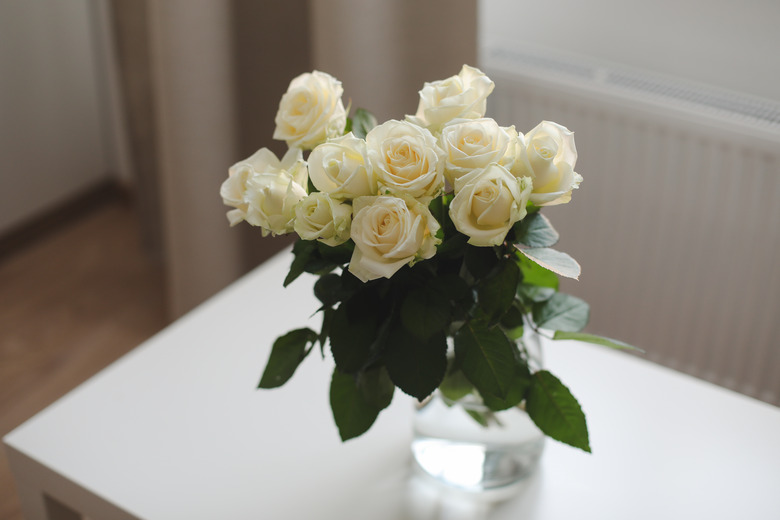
481, 47, 780, 405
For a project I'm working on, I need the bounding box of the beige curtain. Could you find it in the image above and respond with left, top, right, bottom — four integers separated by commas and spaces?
310, 0, 477, 121
112, 0, 476, 318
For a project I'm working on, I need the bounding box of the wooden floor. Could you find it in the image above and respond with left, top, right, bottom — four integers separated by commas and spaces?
0, 200, 167, 519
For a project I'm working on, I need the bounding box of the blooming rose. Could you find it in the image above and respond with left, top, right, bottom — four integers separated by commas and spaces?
273, 71, 347, 150
450, 163, 532, 247
220, 147, 305, 228
308, 133, 377, 199
294, 192, 352, 246
406, 65, 495, 132
511, 121, 582, 206
237, 148, 308, 236
366, 120, 445, 204
349, 195, 441, 282
439, 118, 516, 183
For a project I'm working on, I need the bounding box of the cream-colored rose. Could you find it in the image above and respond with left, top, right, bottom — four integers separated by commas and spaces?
308, 133, 377, 199
406, 65, 495, 131
439, 118, 516, 184
512, 121, 582, 206
294, 192, 352, 246
348, 195, 441, 282
273, 71, 347, 150
220, 147, 306, 227
240, 148, 308, 236
450, 164, 532, 247
366, 120, 445, 204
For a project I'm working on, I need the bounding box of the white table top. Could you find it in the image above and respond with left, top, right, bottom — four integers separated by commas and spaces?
5, 248, 780, 519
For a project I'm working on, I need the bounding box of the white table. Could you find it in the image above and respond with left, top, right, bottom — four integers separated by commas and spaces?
5, 249, 780, 519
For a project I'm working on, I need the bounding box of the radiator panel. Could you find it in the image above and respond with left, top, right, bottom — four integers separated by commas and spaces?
483, 56, 780, 405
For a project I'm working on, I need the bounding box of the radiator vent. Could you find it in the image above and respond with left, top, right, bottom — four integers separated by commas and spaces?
481, 48, 780, 406
486, 47, 780, 136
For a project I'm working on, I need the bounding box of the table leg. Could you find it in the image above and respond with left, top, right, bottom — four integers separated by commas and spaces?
15, 479, 83, 520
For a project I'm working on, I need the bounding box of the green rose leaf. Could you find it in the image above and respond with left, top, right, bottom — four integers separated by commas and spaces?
526, 370, 591, 453
476, 258, 520, 324
517, 284, 556, 303
532, 292, 590, 332
284, 240, 317, 287
553, 331, 643, 352
385, 327, 447, 401
466, 409, 490, 427
357, 365, 395, 410
517, 246, 581, 280
454, 324, 516, 400
514, 212, 560, 248
465, 245, 499, 279
401, 287, 451, 341
499, 302, 525, 340
329, 296, 379, 373
517, 253, 559, 289
439, 368, 474, 402
351, 108, 378, 139
481, 356, 531, 411
314, 273, 342, 307
330, 369, 381, 441
258, 328, 318, 388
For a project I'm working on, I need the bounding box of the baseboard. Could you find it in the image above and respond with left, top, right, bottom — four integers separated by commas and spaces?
0, 180, 131, 262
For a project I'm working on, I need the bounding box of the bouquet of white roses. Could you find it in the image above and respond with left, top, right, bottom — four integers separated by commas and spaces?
221, 65, 631, 451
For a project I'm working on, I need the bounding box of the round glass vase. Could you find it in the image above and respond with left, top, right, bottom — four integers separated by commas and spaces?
411, 333, 545, 493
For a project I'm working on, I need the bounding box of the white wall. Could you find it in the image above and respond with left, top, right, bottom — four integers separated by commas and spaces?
479, 0, 780, 103
0, 0, 117, 235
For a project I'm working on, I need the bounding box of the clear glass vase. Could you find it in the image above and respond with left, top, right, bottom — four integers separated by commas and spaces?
411, 333, 545, 493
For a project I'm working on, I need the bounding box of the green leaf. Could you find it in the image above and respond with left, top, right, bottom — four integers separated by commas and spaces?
384, 327, 448, 401
466, 409, 490, 427
400, 287, 451, 340
357, 366, 395, 410
454, 324, 516, 400
476, 258, 520, 324
439, 368, 474, 402
517, 284, 556, 303
284, 240, 317, 286
344, 117, 353, 135
258, 328, 317, 388
499, 302, 524, 334
330, 369, 381, 441
532, 292, 590, 332
351, 108, 378, 139
517, 253, 559, 289
526, 370, 591, 452
428, 273, 470, 302
517, 246, 581, 280
314, 273, 342, 307
514, 212, 560, 248
482, 344, 531, 411
465, 245, 499, 279
329, 296, 379, 373
553, 331, 644, 352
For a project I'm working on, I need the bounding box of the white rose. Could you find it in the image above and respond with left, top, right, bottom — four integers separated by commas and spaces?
439, 118, 516, 184
512, 121, 582, 206
406, 65, 495, 131
241, 148, 308, 236
308, 133, 377, 199
450, 163, 532, 247
273, 71, 347, 150
348, 195, 441, 282
366, 120, 445, 204
220, 147, 306, 227
294, 192, 352, 246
